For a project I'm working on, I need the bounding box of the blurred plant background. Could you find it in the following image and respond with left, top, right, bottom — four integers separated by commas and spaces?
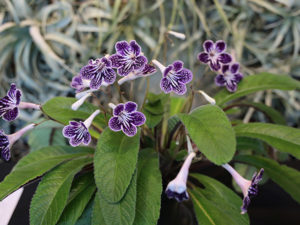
0, 0, 300, 224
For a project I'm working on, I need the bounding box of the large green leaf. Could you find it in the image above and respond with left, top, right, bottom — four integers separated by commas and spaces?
75, 199, 94, 225
91, 193, 107, 225
235, 155, 300, 204
30, 157, 93, 225
94, 128, 140, 202
190, 174, 249, 225
133, 149, 162, 225
57, 173, 96, 225
98, 172, 137, 225
178, 105, 236, 165
41, 97, 106, 130
215, 73, 300, 106
234, 123, 300, 159
0, 146, 93, 200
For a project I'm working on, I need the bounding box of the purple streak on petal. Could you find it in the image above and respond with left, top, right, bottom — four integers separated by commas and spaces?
80, 65, 94, 80
130, 40, 141, 56
218, 53, 232, 64
241, 196, 251, 214
198, 52, 209, 63
103, 68, 116, 84
7, 83, 17, 99
160, 78, 172, 93
177, 69, 193, 84
83, 132, 91, 145
215, 74, 226, 86
125, 101, 137, 113
226, 80, 237, 92
70, 121, 80, 126
63, 125, 76, 138
141, 64, 156, 76
0, 131, 9, 162
1, 147, 11, 162
172, 83, 187, 95
234, 73, 243, 83
101, 57, 112, 67
109, 117, 122, 131
16, 90, 21, 105
231, 63, 240, 74
71, 75, 83, 90
209, 61, 221, 71
133, 55, 147, 70
215, 40, 226, 53
252, 168, 264, 185
109, 54, 124, 68
173, 61, 183, 72
70, 137, 82, 147
118, 64, 134, 76
203, 40, 214, 53
115, 41, 130, 56
130, 112, 146, 126
222, 65, 230, 74
122, 124, 137, 137
90, 74, 103, 90
163, 65, 173, 77
3, 107, 19, 122
114, 104, 124, 116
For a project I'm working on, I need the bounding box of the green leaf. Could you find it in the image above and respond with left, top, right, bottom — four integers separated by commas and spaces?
215, 73, 300, 106
0, 146, 93, 200
234, 123, 300, 159
57, 173, 96, 225
190, 174, 249, 225
178, 105, 236, 165
91, 192, 107, 225
235, 155, 300, 204
75, 199, 94, 225
133, 149, 162, 225
94, 128, 140, 202
236, 137, 265, 155
42, 97, 106, 130
30, 157, 93, 225
170, 97, 185, 117
98, 172, 137, 225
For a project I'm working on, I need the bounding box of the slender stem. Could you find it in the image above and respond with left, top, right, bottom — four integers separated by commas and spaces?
176, 152, 196, 184
19, 102, 41, 110
8, 124, 36, 146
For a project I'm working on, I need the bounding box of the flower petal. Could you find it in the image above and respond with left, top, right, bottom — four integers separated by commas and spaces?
101, 57, 112, 67
109, 117, 122, 131
163, 65, 173, 77
125, 101, 137, 113
83, 131, 91, 145
63, 125, 76, 138
115, 41, 131, 56
113, 104, 124, 116
241, 196, 251, 214
109, 54, 124, 68
70, 136, 82, 147
209, 60, 221, 71
221, 64, 230, 74
3, 107, 19, 121
172, 83, 187, 95
230, 63, 240, 74
218, 53, 232, 64
90, 74, 103, 90
141, 64, 156, 76
215, 74, 226, 86
16, 90, 21, 105
133, 55, 147, 70
215, 40, 226, 53
173, 61, 183, 72
1, 146, 11, 162
103, 68, 116, 84
198, 52, 209, 63
118, 64, 134, 76
122, 123, 137, 137
177, 69, 193, 84
226, 80, 237, 92
130, 112, 146, 126
233, 73, 243, 83
130, 40, 141, 56
203, 40, 214, 53
160, 77, 172, 93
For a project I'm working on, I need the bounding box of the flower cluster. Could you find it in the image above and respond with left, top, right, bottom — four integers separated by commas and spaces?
198, 40, 243, 92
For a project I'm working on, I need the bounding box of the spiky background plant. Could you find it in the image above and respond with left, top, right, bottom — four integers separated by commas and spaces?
0, 0, 300, 225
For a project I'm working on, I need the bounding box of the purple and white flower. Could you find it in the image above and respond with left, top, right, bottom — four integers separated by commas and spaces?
222, 164, 264, 214
71, 75, 91, 93
0, 84, 40, 122
215, 63, 243, 92
198, 40, 232, 71
109, 40, 148, 76
0, 124, 36, 162
79, 57, 116, 90
108, 102, 146, 137
118, 64, 156, 85
152, 60, 193, 95
63, 109, 100, 147
165, 136, 196, 202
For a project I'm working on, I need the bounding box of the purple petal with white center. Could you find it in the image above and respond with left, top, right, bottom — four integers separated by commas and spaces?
103, 68, 116, 84
114, 104, 124, 116
140, 64, 156, 76
90, 74, 103, 90
176, 69, 193, 84
83, 132, 91, 145
222, 64, 230, 74
125, 101, 137, 113
226, 80, 237, 92
133, 55, 147, 70
70, 137, 82, 147
109, 54, 124, 68
173, 61, 183, 72
130, 40, 141, 56
215, 40, 226, 53
122, 123, 137, 137
209, 60, 221, 71
234, 73, 243, 83
63, 121, 90, 147
160, 77, 172, 93
118, 64, 134, 76
218, 53, 232, 64
198, 52, 209, 63
116, 41, 131, 56
172, 82, 187, 95
3, 107, 19, 122
130, 112, 146, 126
231, 63, 240, 74
203, 40, 214, 53
163, 65, 173, 77
215, 74, 226, 86
101, 57, 112, 67
109, 117, 122, 131
63, 125, 77, 138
